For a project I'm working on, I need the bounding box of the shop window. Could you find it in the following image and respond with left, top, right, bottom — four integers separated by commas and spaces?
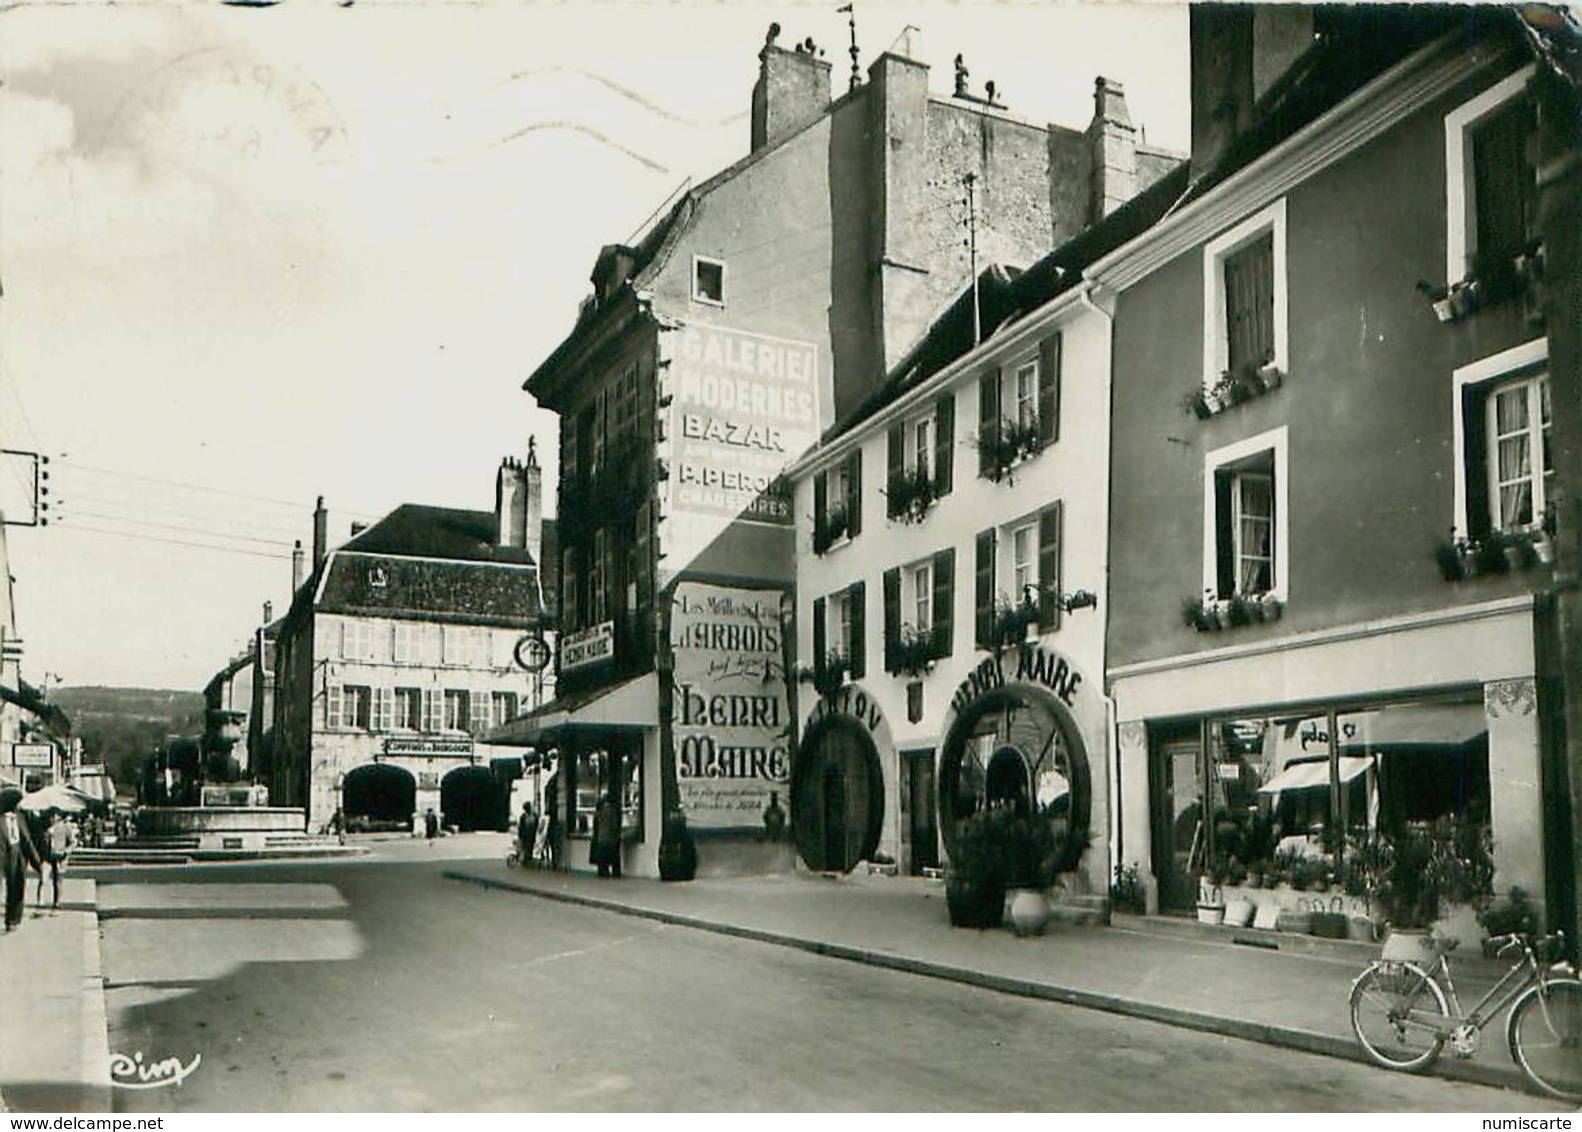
394, 687, 422, 731
883, 549, 954, 670
570, 741, 644, 842
693, 256, 725, 305
1150, 693, 1491, 913
1202, 199, 1287, 386
1445, 66, 1538, 287
813, 450, 862, 553
1204, 428, 1287, 601
1454, 341, 1554, 540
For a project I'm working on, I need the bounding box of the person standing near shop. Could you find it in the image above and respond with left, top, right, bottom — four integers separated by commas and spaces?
591, 794, 621, 878
38, 811, 75, 911
0, 797, 41, 932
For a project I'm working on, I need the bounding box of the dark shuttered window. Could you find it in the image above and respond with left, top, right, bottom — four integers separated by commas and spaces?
887, 425, 905, 518
882, 567, 901, 673
848, 581, 866, 679
978, 369, 1001, 478
975, 529, 996, 649
812, 596, 827, 681
931, 547, 955, 658
1037, 502, 1064, 630
1038, 334, 1062, 446
934, 394, 955, 496
844, 452, 863, 538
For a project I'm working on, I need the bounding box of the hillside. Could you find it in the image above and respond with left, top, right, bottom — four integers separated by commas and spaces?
52, 685, 207, 790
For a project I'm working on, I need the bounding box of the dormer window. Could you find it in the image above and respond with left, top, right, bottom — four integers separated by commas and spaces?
369, 566, 388, 589
693, 256, 725, 305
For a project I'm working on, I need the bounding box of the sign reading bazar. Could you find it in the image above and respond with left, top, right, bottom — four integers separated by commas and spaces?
668, 324, 819, 528
669, 582, 790, 831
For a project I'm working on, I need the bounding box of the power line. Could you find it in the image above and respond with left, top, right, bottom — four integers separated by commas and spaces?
54, 523, 296, 561
56, 489, 316, 538
54, 458, 390, 519
59, 509, 302, 548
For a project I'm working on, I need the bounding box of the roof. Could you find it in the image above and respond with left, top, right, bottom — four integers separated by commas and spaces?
344, 504, 537, 566
825, 159, 1192, 443
318, 553, 546, 627
1176, 5, 1509, 211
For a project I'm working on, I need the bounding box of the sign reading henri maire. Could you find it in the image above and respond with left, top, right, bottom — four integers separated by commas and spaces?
383, 737, 474, 757
559, 621, 614, 672
669, 582, 790, 831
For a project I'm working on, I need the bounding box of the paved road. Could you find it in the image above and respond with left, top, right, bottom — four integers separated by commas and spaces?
94, 836, 1559, 1112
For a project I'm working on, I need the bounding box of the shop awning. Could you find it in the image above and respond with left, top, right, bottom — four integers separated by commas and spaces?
481, 672, 657, 745
1257, 755, 1373, 795
1337, 702, 1487, 753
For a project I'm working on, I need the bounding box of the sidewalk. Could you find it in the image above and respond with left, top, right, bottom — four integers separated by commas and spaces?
443, 861, 1542, 1100
0, 878, 111, 1114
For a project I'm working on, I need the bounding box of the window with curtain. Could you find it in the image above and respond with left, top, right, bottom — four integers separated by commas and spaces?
1223, 231, 1275, 375
1488, 372, 1553, 531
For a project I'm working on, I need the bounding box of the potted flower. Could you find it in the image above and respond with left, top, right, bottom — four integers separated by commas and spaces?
994, 593, 1041, 646
812, 501, 850, 554
891, 625, 937, 678
1478, 886, 1537, 956
813, 651, 850, 698
1181, 595, 1214, 632
1002, 811, 1061, 937
1110, 861, 1147, 916
978, 415, 1043, 483
886, 465, 939, 525
945, 808, 1007, 929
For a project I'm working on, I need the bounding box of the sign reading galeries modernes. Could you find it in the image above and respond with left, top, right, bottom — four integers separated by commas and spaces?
669, 581, 790, 831
666, 324, 821, 530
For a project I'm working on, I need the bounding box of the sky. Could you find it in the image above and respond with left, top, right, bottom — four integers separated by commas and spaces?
0, 0, 1191, 692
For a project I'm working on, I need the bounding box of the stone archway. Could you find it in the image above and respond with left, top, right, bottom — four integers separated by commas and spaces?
791, 713, 883, 873
344, 763, 416, 826
441, 765, 500, 832
939, 683, 1091, 873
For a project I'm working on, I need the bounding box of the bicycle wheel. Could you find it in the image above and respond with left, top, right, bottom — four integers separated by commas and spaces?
1350, 962, 1450, 1071
1508, 978, 1582, 1101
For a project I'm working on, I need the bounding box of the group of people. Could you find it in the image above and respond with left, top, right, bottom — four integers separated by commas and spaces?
514, 801, 561, 870
0, 801, 82, 934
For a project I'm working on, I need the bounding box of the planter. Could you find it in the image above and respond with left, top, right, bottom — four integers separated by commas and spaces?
946, 875, 1005, 929
1535, 533, 1556, 566
1430, 297, 1455, 323
1432, 901, 1484, 952
1223, 897, 1255, 928
1008, 888, 1051, 937
1196, 902, 1226, 925
1348, 915, 1383, 943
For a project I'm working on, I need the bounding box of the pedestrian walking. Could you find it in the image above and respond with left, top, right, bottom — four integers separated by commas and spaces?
0, 797, 42, 932
38, 811, 75, 911
516, 802, 536, 867
424, 808, 439, 843
591, 795, 621, 878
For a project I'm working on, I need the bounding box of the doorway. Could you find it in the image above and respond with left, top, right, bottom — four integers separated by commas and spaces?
791, 716, 882, 873
901, 749, 938, 874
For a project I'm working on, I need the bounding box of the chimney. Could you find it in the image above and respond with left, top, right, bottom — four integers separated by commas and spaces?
751, 24, 832, 153
1189, 4, 1255, 181
291, 540, 305, 593
1087, 77, 1138, 223
495, 449, 527, 550
523, 437, 543, 570
312, 496, 327, 570
262, 601, 273, 625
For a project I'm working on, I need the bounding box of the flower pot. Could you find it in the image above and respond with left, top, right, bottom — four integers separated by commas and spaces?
1196, 902, 1226, 925
1223, 898, 1255, 928
1535, 533, 1555, 566
1008, 888, 1051, 937
1431, 297, 1455, 323
1348, 915, 1382, 943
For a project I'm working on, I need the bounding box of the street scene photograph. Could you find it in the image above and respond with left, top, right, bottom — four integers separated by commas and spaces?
1, 0, 1581, 1115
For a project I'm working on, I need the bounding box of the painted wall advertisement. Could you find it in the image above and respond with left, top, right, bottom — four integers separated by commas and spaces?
664, 324, 821, 571
669, 581, 790, 831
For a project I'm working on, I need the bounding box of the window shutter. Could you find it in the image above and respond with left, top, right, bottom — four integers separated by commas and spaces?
887, 425, 904, 517
1038, 502, 1064, 630
1038, 334, 1062, 446
814, 471, 828, 549
882, 568, 901, 673
326, 686, 343, 730
845, 452, 863, 537
373, 687, 392, 733
423, 688, 440, 733
1473, 99, 1534, 266
848, 581, 866, 679
932, 547, 955, 658
935, 394, 954, 496
975, 529, 997, 649
1464, 384, 1492, 540
979, 370, 1001, 477
475, 690, 492, 734
812, 596, 827, 682
1214, 470, 1236, 599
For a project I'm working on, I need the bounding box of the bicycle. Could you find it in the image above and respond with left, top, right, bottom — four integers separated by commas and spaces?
1349, 930, 1582, 1100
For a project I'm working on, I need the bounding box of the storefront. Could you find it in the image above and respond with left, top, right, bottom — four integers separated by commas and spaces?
1113, 597, 1548, 934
